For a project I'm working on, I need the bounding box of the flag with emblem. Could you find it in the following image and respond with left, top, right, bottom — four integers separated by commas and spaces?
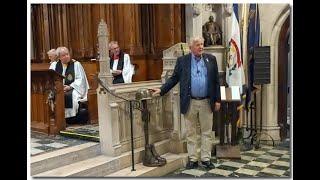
226, 4, 246, 94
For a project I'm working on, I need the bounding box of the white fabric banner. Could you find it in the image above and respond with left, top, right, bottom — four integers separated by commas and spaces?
226, 5, 246, 94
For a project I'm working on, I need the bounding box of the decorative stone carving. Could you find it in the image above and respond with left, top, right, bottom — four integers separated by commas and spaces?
192, 4, 201, 17
162, 43, 191, 153
224, 4, 233, 16
97, 19, 113, 86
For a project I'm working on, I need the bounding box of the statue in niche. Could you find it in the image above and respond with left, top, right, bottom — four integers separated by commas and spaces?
202, 16, 222, 46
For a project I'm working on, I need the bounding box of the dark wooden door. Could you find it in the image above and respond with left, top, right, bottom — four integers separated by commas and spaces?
278, 16, 290, 140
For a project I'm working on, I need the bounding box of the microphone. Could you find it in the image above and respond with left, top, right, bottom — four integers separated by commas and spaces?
196, 55, 202, 74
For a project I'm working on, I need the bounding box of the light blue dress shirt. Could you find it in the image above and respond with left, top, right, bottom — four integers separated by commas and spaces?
191, 54, 208, 97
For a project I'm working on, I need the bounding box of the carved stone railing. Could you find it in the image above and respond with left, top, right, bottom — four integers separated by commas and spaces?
98, 81, 172, 155
97, 19, 174, 156
161, 43, 190, 153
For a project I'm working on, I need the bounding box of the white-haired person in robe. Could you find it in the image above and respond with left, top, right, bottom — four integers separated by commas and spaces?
109, 41, 134, 84
47, 49, 58, 64
49, 47, 89, 122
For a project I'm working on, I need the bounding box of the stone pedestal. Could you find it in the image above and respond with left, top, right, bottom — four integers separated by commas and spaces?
97, 89, 122, 156
204, 45, 226, 72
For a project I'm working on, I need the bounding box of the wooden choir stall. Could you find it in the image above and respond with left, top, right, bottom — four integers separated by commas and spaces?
31, 64, 66, 135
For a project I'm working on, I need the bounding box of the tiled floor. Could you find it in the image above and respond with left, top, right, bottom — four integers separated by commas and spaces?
164, 143, 291, 178
60, 124, 100, 141
31, 124, 291, 178
31, 132, 91, 156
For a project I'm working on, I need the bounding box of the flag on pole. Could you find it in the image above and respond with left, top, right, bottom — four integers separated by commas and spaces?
245, 4, 260, 110
226, 4, 246, 94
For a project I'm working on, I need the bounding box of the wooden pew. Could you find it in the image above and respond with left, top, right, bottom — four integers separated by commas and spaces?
31, 64, 65, 135
31, 61, 99, 135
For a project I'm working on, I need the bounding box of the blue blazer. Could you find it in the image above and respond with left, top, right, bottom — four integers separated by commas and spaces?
160, 53, 221, 114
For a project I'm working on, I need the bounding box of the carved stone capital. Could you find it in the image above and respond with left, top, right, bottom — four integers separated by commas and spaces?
224, 4, 233, 16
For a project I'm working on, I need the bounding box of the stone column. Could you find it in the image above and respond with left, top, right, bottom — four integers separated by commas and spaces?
255, 5, 290, 144
240, 4, 249, 129
185, 4, 204, 43
97, 19, 121, 156
223, 4, 233, 45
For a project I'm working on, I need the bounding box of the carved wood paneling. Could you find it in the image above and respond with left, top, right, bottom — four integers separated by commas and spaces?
31, 67, 65, 135
31, 1, 185, 132
130, 55, 147, 82
81, 61, 99, 124
138, 4, 186, 80
31, 4, 185, 81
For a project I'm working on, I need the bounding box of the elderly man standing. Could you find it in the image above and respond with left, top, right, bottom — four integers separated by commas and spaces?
49, 47, 89, 122
152, 37, 221, 169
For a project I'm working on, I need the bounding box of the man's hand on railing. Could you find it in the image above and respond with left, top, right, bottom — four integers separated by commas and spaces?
150, 88, 161, 97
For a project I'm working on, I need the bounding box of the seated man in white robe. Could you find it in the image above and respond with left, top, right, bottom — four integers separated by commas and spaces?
49, 47, 89, 123
109, 41, 134, 84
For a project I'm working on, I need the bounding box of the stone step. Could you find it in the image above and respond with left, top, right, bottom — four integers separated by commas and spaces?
107, 153, 188, 177
31, 142, 100, 176
33, 139, 170, 177
33, 155, 116, 177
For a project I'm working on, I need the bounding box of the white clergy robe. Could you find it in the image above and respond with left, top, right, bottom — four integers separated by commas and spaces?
110, 53, 134, 83
49, 60, 89, 118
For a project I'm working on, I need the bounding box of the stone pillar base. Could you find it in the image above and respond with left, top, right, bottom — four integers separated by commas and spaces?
241, 126, 281, 146
101, 143, 122, 157
259, 126, 281, 141
169, 139, 187, 154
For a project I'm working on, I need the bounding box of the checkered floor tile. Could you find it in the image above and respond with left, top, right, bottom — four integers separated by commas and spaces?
164, 143, 291, 178
30, 132, 91, 156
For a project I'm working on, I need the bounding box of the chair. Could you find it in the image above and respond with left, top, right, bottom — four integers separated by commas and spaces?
77, 101, 89, 124
66, 100, 89, 125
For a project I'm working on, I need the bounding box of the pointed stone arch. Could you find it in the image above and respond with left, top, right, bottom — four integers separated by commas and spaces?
260, 4, 290, 143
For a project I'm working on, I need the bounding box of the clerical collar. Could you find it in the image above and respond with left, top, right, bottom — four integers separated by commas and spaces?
113, 54, 119, 60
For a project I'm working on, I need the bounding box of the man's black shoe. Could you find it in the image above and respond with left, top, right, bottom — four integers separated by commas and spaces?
201, 161, 215, 169
186, 161, 198, 169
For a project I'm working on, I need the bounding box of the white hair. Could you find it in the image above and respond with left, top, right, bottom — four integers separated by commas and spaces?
188, 36, 204, 47
56, 47, 69, 57
47, 49, 57, 56
108, 41, 119, 49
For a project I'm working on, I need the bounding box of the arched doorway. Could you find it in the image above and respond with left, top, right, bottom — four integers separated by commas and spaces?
278, 16, 290, 140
